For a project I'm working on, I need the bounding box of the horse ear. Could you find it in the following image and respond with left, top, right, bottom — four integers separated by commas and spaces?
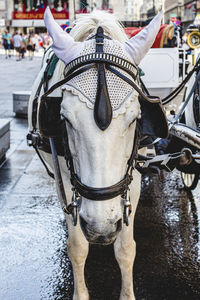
123, 11, 163, 65
44, 6, 82, 64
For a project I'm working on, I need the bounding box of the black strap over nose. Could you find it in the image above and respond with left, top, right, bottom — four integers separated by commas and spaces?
94, 27, 112, 131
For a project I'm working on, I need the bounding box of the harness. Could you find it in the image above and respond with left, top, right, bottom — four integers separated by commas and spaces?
27, 27, 169, 226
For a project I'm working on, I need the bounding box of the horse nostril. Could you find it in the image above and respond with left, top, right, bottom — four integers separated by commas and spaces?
80, 216, 122, 236
115, 219, 122, 232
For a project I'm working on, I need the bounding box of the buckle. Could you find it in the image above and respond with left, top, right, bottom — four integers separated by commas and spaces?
27, 132, 41, 147
122, 190, 132, 226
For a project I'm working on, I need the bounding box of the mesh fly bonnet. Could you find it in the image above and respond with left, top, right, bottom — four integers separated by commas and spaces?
63, 27, 138, 130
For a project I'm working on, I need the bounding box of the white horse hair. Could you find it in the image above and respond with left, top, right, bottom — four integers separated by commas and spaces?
70, 10, 128, 43
28, 8, 162, 300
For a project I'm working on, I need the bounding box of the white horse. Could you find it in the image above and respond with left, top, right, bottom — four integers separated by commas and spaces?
28, 7, 164, 300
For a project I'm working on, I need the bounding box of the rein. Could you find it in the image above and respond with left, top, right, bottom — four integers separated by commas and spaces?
38, 54, 160, 115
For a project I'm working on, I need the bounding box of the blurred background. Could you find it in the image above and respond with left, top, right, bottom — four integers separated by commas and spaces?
0, 1, 200, 34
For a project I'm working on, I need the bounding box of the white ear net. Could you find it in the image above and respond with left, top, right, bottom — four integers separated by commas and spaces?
44, 6, 83, 64
123, 11, 163, 65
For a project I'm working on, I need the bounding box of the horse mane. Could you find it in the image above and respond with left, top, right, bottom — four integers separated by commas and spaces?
69, 10, 128, 43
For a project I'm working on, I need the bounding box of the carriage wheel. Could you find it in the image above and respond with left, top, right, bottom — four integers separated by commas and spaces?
181, 172, 199, 190
187, 32, 200, 49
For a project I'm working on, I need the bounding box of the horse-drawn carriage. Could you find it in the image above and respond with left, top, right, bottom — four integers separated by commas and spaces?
124, 20, 200, 190
136, 33, 200, 191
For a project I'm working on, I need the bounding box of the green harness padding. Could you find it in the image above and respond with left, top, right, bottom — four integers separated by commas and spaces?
47, 54, 59, 79
43, 54, 59, 91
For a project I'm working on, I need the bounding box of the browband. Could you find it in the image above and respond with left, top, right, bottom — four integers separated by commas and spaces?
64, 52, 138, 79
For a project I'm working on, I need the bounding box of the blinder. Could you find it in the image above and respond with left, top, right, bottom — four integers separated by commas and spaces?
38, 93, 168, 140
139, 95, 169, 139
39, 96, 64, 138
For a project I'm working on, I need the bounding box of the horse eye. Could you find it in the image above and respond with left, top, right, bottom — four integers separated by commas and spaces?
61, 114, 73, 128
129, 118, 136, 128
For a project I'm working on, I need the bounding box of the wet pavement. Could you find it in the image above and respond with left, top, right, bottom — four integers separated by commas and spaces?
134, 172, 200, 300
0, 54, 200, 300
0, 53, 42, 118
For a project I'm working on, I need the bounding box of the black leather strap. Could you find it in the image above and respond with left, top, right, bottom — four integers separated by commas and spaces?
87, 33, 112, 41
40, 64, 95, 100
94, 27, 112, 130
43, 53, 55, 92
106, 64, 161, 104
72, 173, 133, 200
32, 52, 57, 130
32, 79, 43, 130
94, 63, 112, 130
96, 26, 104, 52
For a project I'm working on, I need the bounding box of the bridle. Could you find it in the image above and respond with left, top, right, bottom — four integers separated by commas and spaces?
29, 26, 167, 227
61, 119, 141, 226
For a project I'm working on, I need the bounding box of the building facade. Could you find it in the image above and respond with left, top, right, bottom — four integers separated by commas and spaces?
0, 0, 6, 31
123, 0, 140, 21
164, 0, 200, 29
108, 0, 142, 21
0, 0, 170, 34
0, 0, 116, 33
0, 0, 6, 20
140, 0, 163, 20
11, 0, 75, 29
0, 1, 13, 32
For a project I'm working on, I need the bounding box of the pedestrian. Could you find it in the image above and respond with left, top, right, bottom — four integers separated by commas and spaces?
12, 31, 22, 61
20, 33, 26, 59
27, 35, 34, 60
38, 33, 45, 50
43, 32, 51, 46
10, 37, 14, 56
2, 30, 11, 59
30, 33, 38, 51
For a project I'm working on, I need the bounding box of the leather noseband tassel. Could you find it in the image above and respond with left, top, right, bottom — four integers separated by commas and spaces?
94, 27, 112, 130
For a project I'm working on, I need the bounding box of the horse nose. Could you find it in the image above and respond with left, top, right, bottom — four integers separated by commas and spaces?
79, 216, 122, 245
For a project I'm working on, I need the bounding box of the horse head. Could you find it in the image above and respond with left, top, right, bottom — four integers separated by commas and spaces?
43, 7, 164, 245
60, 89, 141, 244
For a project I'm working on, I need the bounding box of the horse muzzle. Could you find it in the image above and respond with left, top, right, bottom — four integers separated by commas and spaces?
79, 216, 122, 245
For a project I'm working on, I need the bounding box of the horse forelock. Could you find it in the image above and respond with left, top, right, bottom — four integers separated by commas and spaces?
69, 10, 128, 43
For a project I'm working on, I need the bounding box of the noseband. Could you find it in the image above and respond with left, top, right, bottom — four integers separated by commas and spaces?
29, 27, 163, 226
